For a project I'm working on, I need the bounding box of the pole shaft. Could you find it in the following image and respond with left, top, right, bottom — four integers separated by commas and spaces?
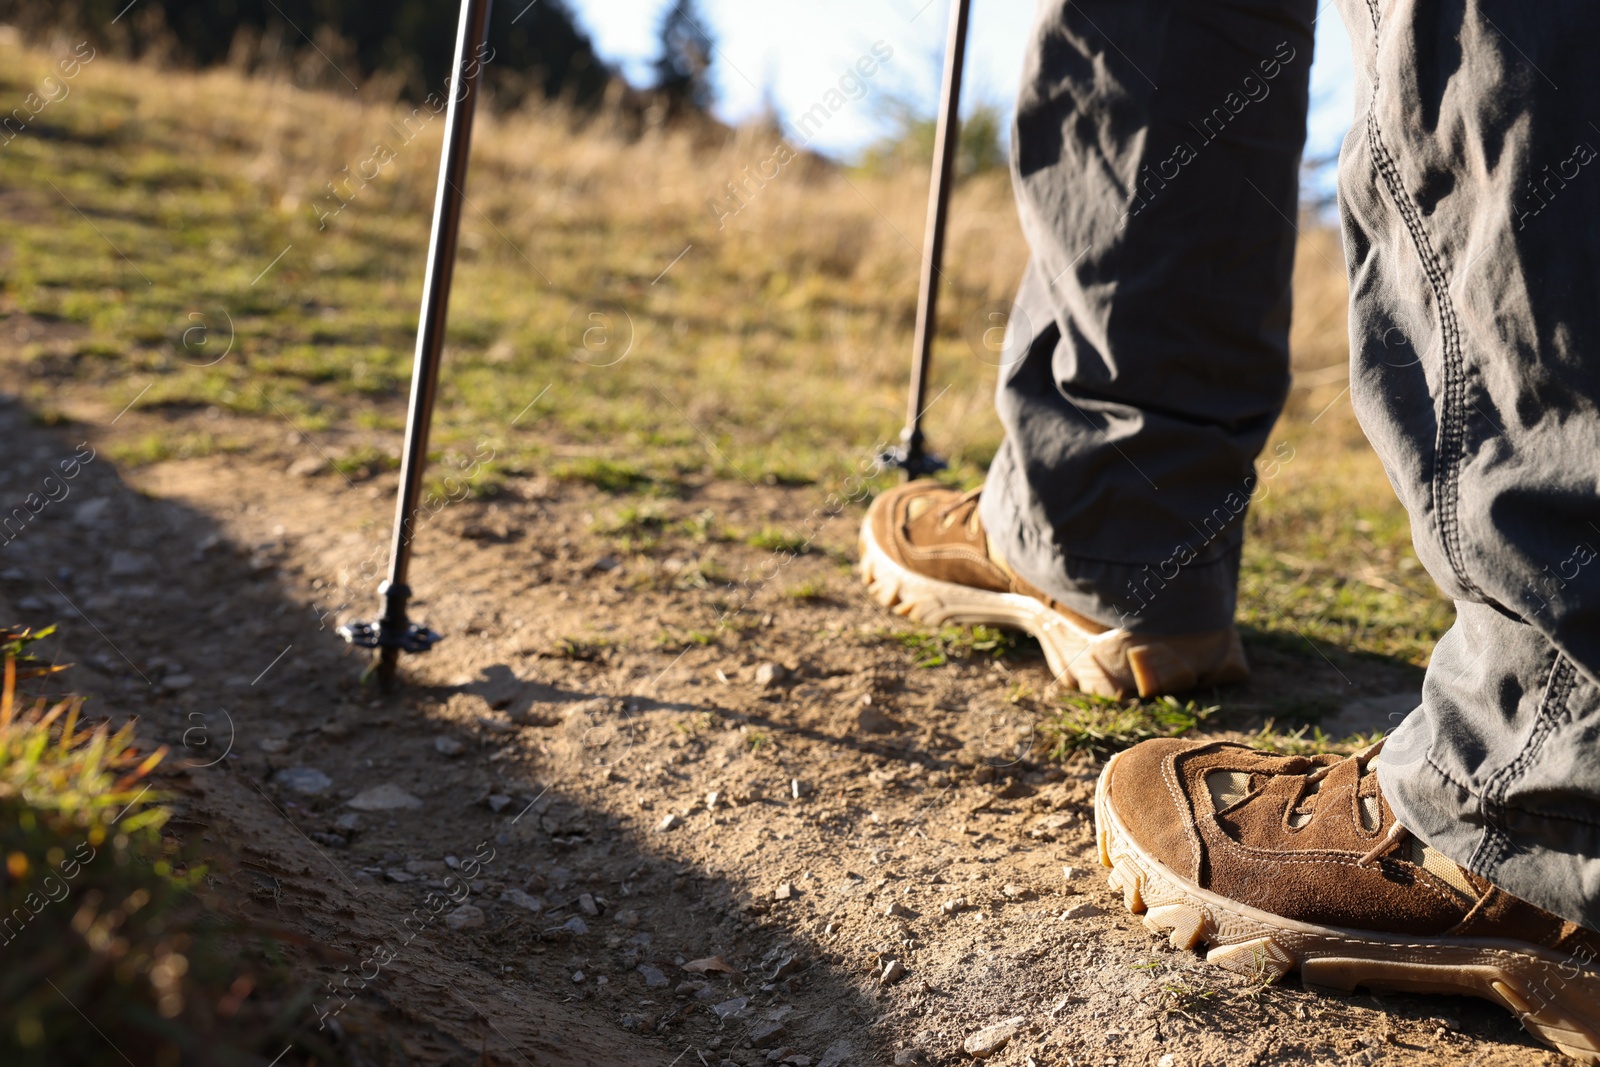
902, 0, 971, 465
384, 0, 493, 594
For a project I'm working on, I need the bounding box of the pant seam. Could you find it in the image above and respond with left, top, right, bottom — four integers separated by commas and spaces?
1360, 0, 1483, 602
1469, 655, 1576, 874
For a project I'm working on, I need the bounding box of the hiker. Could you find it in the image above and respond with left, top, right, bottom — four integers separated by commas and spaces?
858, 1, 1600, 1058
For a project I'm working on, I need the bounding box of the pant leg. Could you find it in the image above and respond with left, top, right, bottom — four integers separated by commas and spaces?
981, 0, 1316, 634
1337, 0, 1600, 930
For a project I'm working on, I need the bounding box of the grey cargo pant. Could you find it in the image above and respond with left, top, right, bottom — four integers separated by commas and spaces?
986, 0, 1600, 929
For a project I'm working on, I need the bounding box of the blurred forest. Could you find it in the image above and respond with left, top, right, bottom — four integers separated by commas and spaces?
0, 0, 620, 109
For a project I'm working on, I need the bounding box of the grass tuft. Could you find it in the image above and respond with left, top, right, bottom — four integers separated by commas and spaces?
1043, 694, 1218, 761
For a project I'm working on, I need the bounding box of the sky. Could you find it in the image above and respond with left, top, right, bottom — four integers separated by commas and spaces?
564, 0, 1357, 182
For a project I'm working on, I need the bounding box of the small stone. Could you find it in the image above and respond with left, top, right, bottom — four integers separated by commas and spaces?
434, 735, 465, 757
444, 904, 485, 930
790, 779, 805, 800
571, 969, 585, 983
638, 964, 669, 988
706, 789, 721, 809
333, 812, 364, 833
856, 706, 898, 734
272, 766, 332, 796
1061, 865, 1081, 881
712, 996, 749, 1022
749, 1021, 787, 1048
658, 813, 684, 832
579, 892, 600, 916
1059, 902, 1102, 920
108, 551, 148, 576
1002, 884, 1035, 900
562, 916, 589, 935
613, 908, 640, 927
384, 868, 416, 883
753, 663, 787, 689
963, 1017, 1025, 1058
880, 958, 907, 985
675, 979, 708, 997
309, 832, 347, 848
162, 673, 195, 690
73, 498, 110, 526
287, 456, 324, 477
941, 897, 966, 916
499, 888, 544, 913
485, 793, 512, 813
774, 883, 794, 901
884, 901, 915, 919
347, 783, 424, 811
893, 1053, 926, 1066
1158, 1056, 1177, 1067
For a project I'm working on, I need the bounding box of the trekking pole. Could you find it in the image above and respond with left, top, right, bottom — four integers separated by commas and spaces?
340, 0, 494, 689
885, 0, 971, 479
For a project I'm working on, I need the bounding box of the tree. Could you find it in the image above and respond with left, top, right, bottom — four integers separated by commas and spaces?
652, 1, 715, 112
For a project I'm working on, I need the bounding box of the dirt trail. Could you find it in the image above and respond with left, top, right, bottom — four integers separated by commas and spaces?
0, 396, 1562, 1067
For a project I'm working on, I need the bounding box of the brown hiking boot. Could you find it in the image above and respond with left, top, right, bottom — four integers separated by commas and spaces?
858, 481, 1248, 698
1095, 738, 1600, 1063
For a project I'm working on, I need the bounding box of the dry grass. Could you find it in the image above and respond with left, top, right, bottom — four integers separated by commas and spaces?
0, 36, 1449, 708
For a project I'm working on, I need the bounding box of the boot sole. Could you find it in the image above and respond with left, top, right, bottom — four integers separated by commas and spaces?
857, 517, 1099, 690
1094, 750, 1600, 1064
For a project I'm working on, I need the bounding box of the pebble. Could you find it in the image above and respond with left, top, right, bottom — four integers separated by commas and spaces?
884, 901, 915, 919
1158, 1056, 1177, 1067
941, 897, 966, 916
162, 673, 195, 691
499, 888, 544, 913
749, 1021, 787, 1048
1062, 865, 1081, 881
73, 498, 109, 526
963, 1017, 1025, 1058
434, 736, 465, 757
571, 970, 585, 983
774, 883, 795, 901
444, 904, 485, 930
712, 996, 749, 1022
613, 908, 640, 927
638, 964, 669, 988
790, 779, 806, 799
485, 794, 512, 813
1002, 884, 1035, 900
856, 706, 898, 734
1059, 902, 1102, 920
333, 811, 364, 833
108, 551, 149, 577
578, 893, 600, 916
658, 813, 684, 832
754, 663, 786, 689
893, 1053, 926, 1066
562, 916, 589, 935
272, 766, 332, 796
880, 958, 907, 985
347, 783, 424, 811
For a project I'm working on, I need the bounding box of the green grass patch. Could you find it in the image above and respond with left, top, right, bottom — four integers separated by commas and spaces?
745, 526, 812, 554
876, 624, 1029, 669
1042, 693, 1218, 761
551, 458, 654, 494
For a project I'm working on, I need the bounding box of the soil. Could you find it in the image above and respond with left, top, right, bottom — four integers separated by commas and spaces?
0, 382, 1564, 1067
